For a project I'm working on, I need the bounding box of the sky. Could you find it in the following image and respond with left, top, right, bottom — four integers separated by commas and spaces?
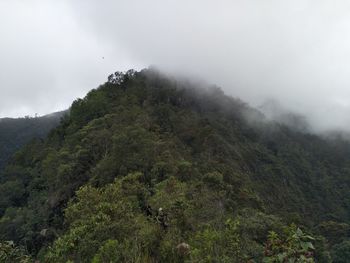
2, 1, 350, 132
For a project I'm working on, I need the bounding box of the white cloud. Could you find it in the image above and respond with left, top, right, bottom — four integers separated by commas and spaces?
0, 0, 143, 117
65, 0, 350, 131
2, 0, 350, 132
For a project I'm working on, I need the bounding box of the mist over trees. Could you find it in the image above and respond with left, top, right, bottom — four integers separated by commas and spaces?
1, 69, 350, 261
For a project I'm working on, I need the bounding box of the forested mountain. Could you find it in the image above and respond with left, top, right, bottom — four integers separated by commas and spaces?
0, 112, 64, 171
1, 69, 350, 262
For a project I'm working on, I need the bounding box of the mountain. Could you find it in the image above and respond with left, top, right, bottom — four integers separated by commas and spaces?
1, 69, 350, 262
0, 112, 65, 171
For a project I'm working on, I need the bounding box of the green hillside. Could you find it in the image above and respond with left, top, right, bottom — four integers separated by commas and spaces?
1, 69, 350, 262
0, 112, 64, 172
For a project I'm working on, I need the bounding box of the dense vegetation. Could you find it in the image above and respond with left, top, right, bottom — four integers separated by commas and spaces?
0, 113, 64, 171
1, 69, 350, 262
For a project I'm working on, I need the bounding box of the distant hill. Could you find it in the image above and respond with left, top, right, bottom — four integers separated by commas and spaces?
1, 69, 350, 262
0, 112, 65, 171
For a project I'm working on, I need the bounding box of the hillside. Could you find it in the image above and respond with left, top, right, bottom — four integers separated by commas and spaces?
1, 69, 350, 262
0, 112, 65, 171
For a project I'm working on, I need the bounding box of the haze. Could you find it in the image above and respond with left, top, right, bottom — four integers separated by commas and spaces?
2, 0, 350, 132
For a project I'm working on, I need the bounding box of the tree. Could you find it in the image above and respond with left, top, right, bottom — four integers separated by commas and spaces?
0, 241, 31, 263
263, 225, 315, 263
331, 240, 350, 263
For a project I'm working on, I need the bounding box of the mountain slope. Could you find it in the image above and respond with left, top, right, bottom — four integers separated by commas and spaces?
0, 112, 65, 171
0, 69, 349, 262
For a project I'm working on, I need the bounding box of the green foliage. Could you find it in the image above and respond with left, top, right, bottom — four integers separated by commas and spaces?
316, 221, 350, 245
0, 112, 64, 171
1, 69, 350, 261
0, 241, 32, 263
190, 219, 244, 263
331, 240, 350, 263
263, 225, 315, 262
91, 240, 121, 263
45, 173, 159, 262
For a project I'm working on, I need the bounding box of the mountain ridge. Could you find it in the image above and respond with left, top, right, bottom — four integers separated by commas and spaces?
0, 69, 349, 262
0, 111, 65, 171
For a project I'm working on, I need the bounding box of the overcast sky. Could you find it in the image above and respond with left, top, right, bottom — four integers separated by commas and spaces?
2, 1, 350, 131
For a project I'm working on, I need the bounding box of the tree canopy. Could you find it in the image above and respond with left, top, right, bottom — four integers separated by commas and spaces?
0, 69, 349, 262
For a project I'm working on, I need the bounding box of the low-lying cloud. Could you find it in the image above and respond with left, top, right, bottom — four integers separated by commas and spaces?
0, 0, 141, 117
2, 0, 350, 132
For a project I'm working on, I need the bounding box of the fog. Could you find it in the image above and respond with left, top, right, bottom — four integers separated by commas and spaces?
0, 0, 142, 117
2, 0, 350, 132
